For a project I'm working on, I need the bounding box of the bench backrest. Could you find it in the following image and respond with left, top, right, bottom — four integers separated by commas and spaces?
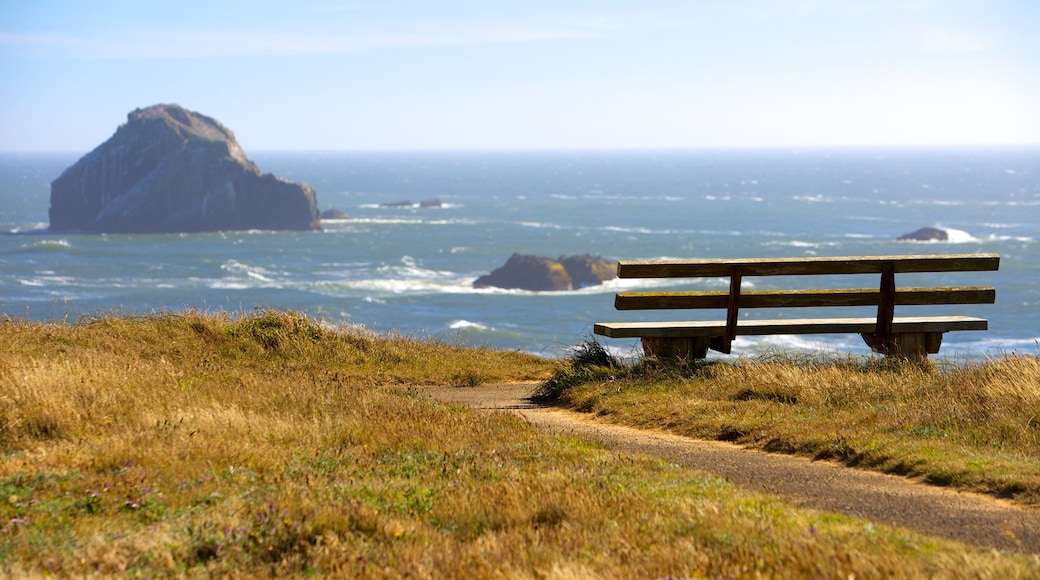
613, 253, 999, 352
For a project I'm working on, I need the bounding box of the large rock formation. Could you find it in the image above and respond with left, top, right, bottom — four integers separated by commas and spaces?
898, 227, 948, 241
474, 254, 616, 291
49, 104, 320, 233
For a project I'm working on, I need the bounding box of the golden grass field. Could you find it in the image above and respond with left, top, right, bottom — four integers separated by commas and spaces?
1, 310, 1038, 578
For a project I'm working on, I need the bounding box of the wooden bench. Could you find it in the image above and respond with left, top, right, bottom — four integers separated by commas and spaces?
594, 253, 999, 361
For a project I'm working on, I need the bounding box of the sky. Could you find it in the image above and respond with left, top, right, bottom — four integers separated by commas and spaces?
2, 0, 1039, 152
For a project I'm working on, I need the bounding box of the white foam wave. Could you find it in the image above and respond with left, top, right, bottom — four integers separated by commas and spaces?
518, 221, 564, 230
16, 239, 71, 252
221, 260, 279, 283
18, 274, 75, 287
763, 240, 821, 248
327, 275, 476, 296
939, 227, 976, 243
602, 225, 680, 235
982, 222, 1023, 229
984, 234, 1034, 242
579, 193, 687, 202
793, 194, 828, 203
359, 202, 458, 209
344, 218, 424, 225
450, 320, 491, 331
7, 222, 50, 234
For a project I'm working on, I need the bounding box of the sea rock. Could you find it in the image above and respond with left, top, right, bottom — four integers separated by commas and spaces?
419, 198, 442, 207
898, 227, 948, 241
320, 208, 349, 220
49, 104, 320, 233
473, 253, 616, 291
559, 254, 617, 288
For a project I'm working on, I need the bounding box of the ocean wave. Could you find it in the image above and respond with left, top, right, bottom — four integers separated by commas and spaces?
578, 193, 687, 202
937, 227, 976, 243
336, 217, 422, 225
517, 221, 565, 230
6, 222, 50, 234
318, 275, 476, 296
601, 225, 683, 235
220, 260, 281, 283
328, 217, 480, 227
449, 319, 491, 331
357, 203, 463, 210
5, 239, 72, 254
792, 194, 828, 203
982, 222, 1025, 229
989, 235, 1035, 242
761, 240, 823, 249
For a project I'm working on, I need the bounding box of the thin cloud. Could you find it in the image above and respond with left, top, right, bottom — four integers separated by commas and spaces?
1, 22, 608, 60
0, 32, 81, 49
919, 26, 999, 53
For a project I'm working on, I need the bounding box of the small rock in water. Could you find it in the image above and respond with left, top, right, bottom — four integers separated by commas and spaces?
898, 227, 948, 241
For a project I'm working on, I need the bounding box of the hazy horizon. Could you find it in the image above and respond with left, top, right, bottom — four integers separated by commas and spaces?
4, 1, 1039, 152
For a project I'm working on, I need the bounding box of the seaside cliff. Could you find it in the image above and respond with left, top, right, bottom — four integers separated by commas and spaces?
49, 104, 320, 233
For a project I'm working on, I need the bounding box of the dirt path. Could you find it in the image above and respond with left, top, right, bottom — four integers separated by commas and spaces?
427, 382, 1040, 555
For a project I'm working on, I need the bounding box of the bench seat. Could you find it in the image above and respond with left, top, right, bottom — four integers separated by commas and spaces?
595, 316, 988, 360
594, 315, 988, 338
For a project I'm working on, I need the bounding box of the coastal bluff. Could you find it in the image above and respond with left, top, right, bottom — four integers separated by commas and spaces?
49, 104, 320, 233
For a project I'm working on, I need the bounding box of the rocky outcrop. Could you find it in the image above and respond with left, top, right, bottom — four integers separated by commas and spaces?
49, 104, 320, 233
473, 254, 616, 291
559, 254, 617, 288
898, 227, 948, 241
320, 208, 349, 220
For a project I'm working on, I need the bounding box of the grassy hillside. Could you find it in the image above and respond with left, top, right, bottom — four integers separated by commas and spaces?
1, 311, 1037, 577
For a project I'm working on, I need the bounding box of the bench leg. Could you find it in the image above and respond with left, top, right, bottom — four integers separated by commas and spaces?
640, 337, 710, 362
861, 332, 944, 360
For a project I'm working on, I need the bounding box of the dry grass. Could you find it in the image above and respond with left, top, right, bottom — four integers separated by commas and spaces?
548, 344, 1040, 505
1, 311, 1038, 577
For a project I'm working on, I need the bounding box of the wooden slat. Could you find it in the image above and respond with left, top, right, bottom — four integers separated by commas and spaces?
593, 316, 988, 339
617, 253, 1000, 279
614, 287, 996, 310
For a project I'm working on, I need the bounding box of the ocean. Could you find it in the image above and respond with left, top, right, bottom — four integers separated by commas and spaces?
2, 147, 1037, 360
